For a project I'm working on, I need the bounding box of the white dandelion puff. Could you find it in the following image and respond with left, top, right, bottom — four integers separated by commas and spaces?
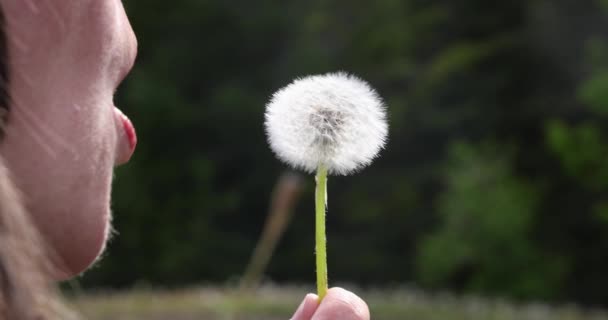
263, 72, 389, 300
264, 72, 388, 175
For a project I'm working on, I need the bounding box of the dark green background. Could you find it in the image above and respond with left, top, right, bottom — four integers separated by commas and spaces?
81, 0, 608, 307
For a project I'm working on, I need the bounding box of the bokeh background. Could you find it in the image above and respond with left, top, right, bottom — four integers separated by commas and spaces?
80, 0, 608, 310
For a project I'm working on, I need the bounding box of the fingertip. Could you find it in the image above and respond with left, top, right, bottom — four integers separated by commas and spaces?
291, 293, 320, 320
304, 293, 320, 305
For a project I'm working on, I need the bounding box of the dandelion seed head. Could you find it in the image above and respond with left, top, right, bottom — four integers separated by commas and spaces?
265, 72, 388, 175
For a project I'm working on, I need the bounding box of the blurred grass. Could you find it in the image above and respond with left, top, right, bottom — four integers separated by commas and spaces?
69, 286, 608, 320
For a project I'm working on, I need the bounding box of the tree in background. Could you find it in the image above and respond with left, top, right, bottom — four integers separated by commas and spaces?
417, 142, 566, 300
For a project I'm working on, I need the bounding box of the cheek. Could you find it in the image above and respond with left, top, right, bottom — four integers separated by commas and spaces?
1, 0, 130, 277
0, 104, 117, 277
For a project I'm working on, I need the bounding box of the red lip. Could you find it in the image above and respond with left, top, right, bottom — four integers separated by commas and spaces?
114, 107, 137, 164
120, 111, 137, 151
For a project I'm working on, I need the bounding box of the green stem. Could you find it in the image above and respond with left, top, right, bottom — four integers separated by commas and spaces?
315, 164, 328, 300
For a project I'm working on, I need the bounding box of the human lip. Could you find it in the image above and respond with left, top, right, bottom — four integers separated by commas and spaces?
114, 107, 137, 165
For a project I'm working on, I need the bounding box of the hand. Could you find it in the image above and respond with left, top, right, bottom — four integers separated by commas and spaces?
291, 287, 370, 320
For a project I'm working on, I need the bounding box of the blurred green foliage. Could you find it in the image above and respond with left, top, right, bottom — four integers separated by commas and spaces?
417, 142, 566, 300
81, 0, 608, 306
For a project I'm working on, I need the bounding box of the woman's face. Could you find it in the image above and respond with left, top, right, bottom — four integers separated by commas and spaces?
0, 0, 137, 278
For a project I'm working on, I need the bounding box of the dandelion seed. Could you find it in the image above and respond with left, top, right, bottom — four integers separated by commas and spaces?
264, 72, 389, 300
265, 72, 388, 175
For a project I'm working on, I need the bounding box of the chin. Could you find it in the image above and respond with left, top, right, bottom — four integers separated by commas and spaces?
46, 206, 112, 281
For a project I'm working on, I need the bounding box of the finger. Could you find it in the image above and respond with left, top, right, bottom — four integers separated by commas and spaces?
311, 287, 370, 320
291, 293, 319, 320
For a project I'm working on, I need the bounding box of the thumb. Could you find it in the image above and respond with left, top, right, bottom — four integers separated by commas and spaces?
311, 287, 370, 320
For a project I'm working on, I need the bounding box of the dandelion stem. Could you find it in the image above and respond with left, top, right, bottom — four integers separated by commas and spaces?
315, 164, 328, 300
